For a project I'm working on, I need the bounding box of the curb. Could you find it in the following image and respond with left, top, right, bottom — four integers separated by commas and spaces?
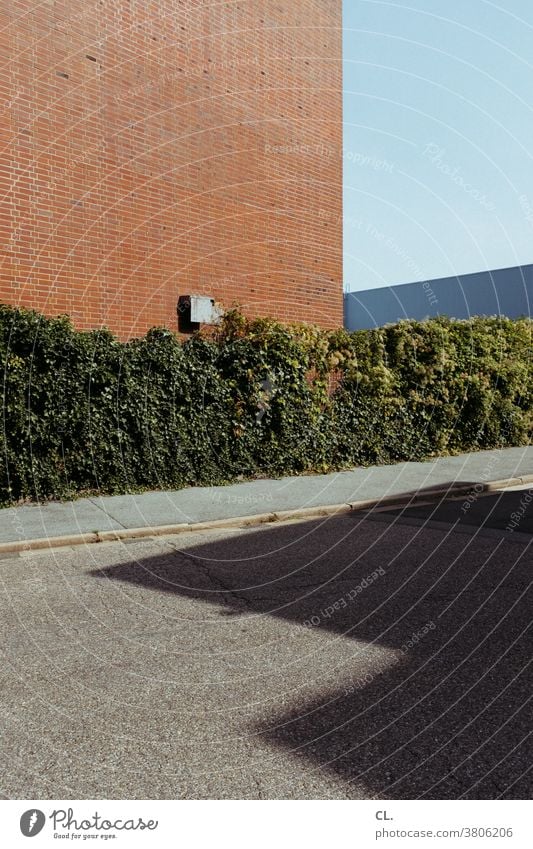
2, 474, 533, 556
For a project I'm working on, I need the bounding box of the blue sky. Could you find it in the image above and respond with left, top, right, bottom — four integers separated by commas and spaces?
343, 0, 533, 291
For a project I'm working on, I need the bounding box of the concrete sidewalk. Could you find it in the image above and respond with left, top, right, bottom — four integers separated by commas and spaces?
1, 445, 532, 550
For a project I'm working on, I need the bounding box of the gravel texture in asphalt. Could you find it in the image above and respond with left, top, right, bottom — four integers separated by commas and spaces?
377, 486, 533, 535
0, 508, 530, 799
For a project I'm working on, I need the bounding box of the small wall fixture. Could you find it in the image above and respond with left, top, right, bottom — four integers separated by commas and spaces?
177, 295, 222, 332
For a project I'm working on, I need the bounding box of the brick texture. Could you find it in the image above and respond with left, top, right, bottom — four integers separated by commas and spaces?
0, 0, 342, 338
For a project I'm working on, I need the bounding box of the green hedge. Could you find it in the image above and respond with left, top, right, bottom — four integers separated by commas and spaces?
1, 304, 531, 505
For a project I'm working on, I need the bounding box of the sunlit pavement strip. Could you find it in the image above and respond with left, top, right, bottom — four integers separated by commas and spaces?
0, 509, 530, 800
1, 446, 532, 548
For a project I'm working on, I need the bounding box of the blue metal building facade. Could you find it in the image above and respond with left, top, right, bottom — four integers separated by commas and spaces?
344, 264, 533, 330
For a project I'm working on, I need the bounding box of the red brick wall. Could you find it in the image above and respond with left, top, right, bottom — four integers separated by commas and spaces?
0, 0, 342, 339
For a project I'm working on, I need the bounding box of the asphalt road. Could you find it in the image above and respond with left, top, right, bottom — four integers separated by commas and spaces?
0, 505, 531, 799
375, 485, 533, 535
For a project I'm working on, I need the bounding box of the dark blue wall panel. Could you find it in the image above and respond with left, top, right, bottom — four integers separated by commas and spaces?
344, 264, 533, 330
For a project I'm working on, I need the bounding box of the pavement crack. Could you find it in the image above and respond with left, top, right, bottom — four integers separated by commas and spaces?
165, 544, 254, 612
88, 497, 128, 531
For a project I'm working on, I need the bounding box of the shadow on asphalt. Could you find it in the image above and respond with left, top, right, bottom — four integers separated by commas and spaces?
90, 486, 532, 799
374, 487, 533, 535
